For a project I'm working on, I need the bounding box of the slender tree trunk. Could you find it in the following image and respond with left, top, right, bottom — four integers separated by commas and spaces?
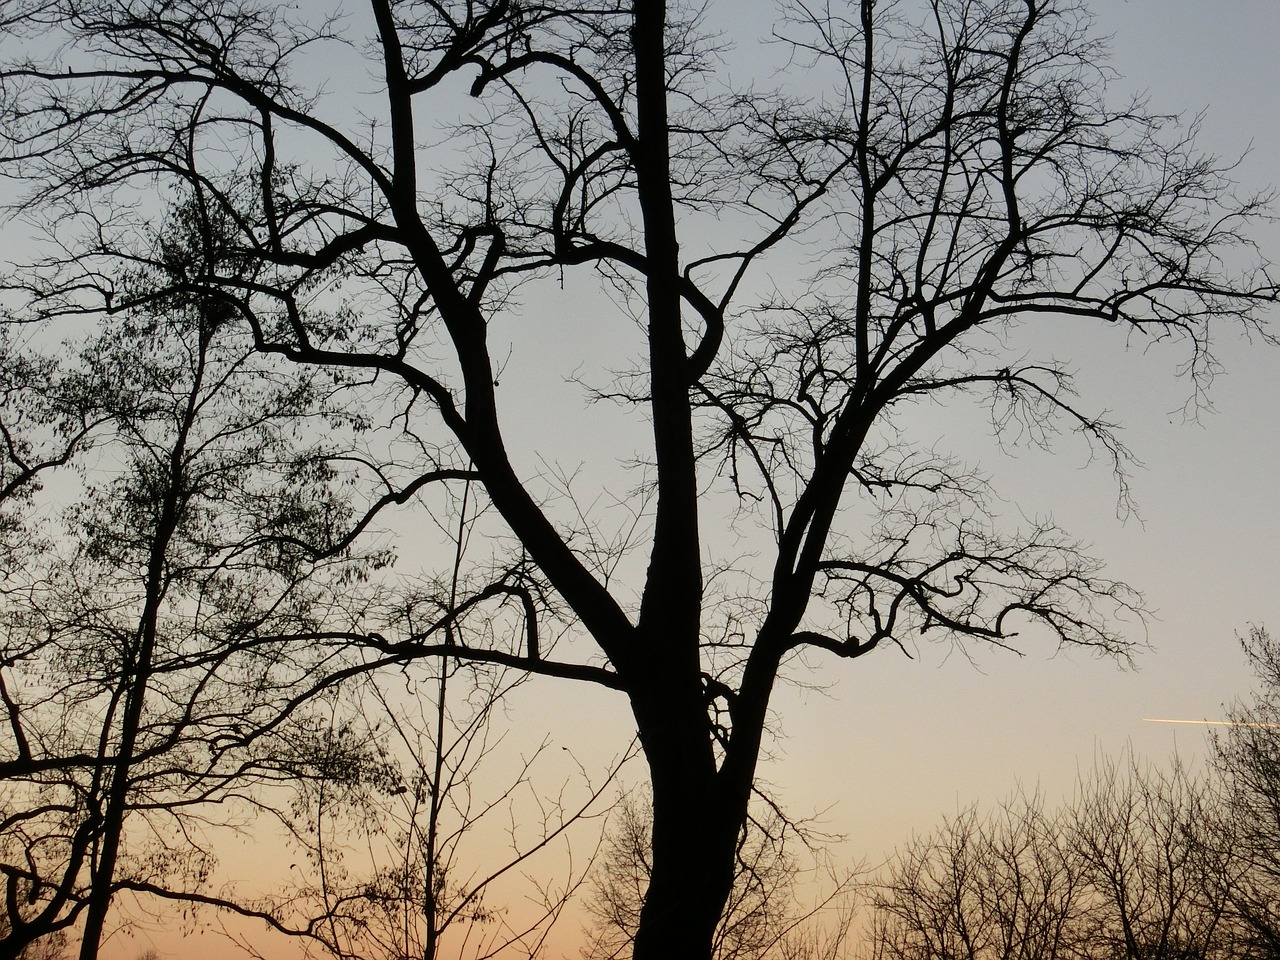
77, 673, 148, 960
78, 330, 207, 960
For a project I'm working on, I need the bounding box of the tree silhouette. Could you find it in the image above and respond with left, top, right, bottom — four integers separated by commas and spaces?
1214, 627, 1280, 957
866, 757, 1236, 960
0, 211, 388, 959
0, 1, 1274, 956
0, 209, 600, 959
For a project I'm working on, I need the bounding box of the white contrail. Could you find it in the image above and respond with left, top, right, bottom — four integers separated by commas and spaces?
1143, 718, 1279, 728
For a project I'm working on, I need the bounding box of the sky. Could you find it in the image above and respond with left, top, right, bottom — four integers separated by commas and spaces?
9, 0, 1280, 958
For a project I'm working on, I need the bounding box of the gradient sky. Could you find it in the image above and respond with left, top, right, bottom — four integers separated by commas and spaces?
498, 0, 1280, 864
53, 1, 1280, 957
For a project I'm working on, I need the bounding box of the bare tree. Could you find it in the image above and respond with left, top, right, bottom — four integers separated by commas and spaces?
0, 1, 1274, 957
0, 914, 64, 960
865, 755, 1237, 960
1213, 627, 1280, 958
1070, 754, 1235, 960
0, 334, 104, 571
239, 645, 630, 960
865, 791, 1082, 960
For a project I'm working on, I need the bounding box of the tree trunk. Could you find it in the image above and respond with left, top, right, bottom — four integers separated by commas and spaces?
628, 674, 740, 960
633, 787, 738, 960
